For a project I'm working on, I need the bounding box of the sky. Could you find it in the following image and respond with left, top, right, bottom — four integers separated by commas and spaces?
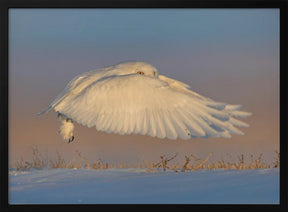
9, 9, 279, 166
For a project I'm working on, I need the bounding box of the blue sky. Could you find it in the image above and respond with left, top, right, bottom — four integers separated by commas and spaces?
9, 9, 279, 81
10, 9, 278, 47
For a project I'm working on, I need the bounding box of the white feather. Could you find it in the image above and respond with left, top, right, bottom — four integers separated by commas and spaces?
39, 61, 251, 141
57, 113, 74, 141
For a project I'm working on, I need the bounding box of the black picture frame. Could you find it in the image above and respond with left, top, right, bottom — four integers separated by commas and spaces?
1, 0, 287, 211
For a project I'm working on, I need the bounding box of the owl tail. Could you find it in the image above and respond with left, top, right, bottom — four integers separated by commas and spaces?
57, 112, 75, 143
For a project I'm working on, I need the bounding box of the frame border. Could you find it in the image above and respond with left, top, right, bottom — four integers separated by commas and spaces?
1, 0, 287, 211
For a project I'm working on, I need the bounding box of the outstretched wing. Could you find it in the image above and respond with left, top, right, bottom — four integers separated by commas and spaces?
54, 74, 251, 140
38, 66, 114, 115
159, 74, 251, 127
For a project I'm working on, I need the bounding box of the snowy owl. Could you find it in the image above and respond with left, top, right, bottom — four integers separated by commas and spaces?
39, 61, 251, 143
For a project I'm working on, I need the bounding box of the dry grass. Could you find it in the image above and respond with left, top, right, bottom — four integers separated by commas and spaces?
12, 146, 280, 172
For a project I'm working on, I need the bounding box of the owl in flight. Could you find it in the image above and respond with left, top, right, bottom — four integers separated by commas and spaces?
39, 62, 251, 143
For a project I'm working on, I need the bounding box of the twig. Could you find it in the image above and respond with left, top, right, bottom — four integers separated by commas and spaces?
191, 152, 213, 171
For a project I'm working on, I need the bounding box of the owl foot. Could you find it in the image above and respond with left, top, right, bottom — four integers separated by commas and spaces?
68, 136, 74, 144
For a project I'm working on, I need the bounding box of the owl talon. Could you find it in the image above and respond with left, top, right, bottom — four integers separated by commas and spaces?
68, 136, 74, 143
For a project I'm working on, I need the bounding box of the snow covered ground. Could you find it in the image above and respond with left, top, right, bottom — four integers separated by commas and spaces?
9, 168, 279, 204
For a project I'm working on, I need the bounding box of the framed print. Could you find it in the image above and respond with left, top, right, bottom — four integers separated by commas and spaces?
1, 0, 286, 211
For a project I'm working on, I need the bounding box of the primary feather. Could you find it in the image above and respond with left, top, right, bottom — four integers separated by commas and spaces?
39, 61, 251, 142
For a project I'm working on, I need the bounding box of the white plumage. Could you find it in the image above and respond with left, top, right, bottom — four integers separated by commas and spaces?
39, 62, 251, 142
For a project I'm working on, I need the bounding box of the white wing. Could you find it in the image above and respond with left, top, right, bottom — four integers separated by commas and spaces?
38, 66, 114, 115
52, 73, 251, 140
158, 75, 251, 119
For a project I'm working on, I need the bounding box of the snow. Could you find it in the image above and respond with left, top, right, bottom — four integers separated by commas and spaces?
9, 168, 279, 204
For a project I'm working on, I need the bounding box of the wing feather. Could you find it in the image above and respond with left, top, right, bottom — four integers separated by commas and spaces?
147, 109, 158, 137
155, 109, 167, 139
128, 112, 136, 134
141, 109, 149, 135
120, 111, 129, 134
165, 110, 189, 140
161, 110, 178, 139
53, 73, 250, 139
182, 107, 221, 138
